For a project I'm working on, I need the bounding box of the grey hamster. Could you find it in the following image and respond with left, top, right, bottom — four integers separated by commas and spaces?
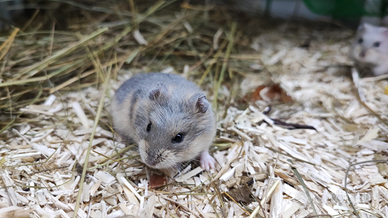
349, 23, 388, 76
110, 73, 216, 170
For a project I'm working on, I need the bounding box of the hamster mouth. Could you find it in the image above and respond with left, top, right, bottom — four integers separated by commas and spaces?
145, 151, 175, 169
145, 157, 161, 167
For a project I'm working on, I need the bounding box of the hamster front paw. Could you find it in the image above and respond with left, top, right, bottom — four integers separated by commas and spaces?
372, 65, 388, 76
200, 150, 216, 171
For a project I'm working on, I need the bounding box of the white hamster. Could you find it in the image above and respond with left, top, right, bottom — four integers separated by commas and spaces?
349, 23, 388, 76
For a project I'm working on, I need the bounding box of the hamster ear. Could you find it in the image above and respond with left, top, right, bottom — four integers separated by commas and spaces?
195, 95, 209, 113
357, 23, 366, 32
149, 83, 168, 101
382, 27, 388, 37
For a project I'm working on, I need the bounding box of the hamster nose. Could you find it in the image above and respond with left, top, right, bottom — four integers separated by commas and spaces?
146, 158, 158, 167
360, 51, 366, 57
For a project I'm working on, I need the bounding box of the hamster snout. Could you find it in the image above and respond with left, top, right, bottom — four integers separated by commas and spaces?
359, 50, 366, 58
352, 46, 374, 61
138, 140, 175, 169
351, 46, 364, 59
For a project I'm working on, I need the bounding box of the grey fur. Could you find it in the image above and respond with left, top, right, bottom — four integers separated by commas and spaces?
110, 73, 216, 169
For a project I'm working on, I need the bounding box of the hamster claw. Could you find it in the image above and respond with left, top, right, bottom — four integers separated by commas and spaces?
200, 151, 216, 171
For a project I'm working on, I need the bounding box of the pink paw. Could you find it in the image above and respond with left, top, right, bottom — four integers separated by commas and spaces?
200, 151, 216, 171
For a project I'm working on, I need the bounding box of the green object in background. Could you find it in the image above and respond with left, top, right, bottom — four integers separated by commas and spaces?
303, 0, 387, 17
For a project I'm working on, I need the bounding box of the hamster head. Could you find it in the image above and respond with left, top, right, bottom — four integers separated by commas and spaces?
352, 23, 388, 61
135, 83, 215, 169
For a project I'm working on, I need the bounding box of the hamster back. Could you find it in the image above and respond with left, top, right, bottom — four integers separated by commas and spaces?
110, 73, 216, 170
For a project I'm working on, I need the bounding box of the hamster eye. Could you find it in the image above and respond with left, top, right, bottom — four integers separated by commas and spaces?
373, 41, 380, 47
172, 133, 184, 143
146, 122, 152, 132
358, 38, 363, 44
